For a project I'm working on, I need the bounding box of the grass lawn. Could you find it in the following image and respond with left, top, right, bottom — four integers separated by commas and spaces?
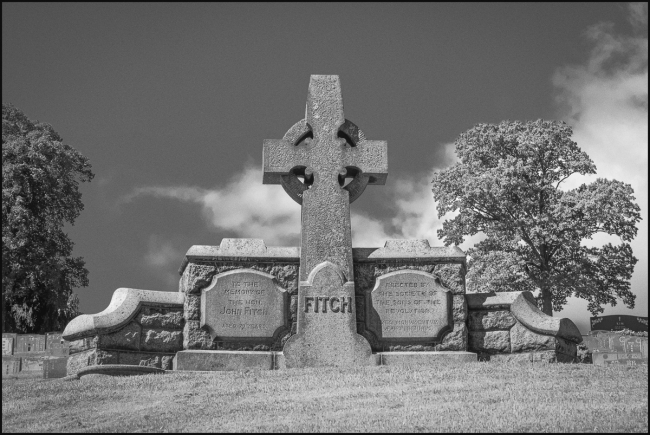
2, 361, 647, 432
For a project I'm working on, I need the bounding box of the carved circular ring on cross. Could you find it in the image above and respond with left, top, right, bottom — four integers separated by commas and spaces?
280, 118, 371, 205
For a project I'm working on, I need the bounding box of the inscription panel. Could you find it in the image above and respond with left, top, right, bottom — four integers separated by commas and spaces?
201, 269, 288, 342
367, 270, 452, 343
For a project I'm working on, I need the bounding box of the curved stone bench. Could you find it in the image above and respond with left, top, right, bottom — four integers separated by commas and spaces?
62, 288, 185, 375
63, 288, 185, 341
465, 291, 582, 362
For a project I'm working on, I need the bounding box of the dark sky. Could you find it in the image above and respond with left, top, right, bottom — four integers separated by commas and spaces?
3, 3, 647, 334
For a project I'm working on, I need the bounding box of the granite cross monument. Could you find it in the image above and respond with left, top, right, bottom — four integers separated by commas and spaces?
263, 75, 388, 367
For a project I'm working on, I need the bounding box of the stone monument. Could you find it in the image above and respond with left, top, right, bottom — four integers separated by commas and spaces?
61, 75, 582, 374
263, 75, 387, 367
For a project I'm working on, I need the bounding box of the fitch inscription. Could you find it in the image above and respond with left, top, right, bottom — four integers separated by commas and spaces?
367, 270, 452, 343
201, 269, 288, 342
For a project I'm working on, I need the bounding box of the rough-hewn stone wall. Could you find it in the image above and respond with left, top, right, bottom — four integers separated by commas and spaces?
66, 305, 183, 374
354, 262, 468, 352
466, 292, 581, 362
180, 261, 299, 352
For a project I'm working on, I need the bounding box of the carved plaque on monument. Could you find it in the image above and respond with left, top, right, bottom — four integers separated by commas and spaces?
201, 269, 289, 342
367, 270, 452, 343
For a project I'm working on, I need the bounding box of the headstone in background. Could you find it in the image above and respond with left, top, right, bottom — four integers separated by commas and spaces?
2, 333, 17, 355
43, 357, 68, 379
45, 332, 70, 356
2, 357, 21, 376
590, 315, 648, 332
584, 330, 648, 366
15, 334, 46, 354
2, 337, 14, 356
20, 356, 45, 372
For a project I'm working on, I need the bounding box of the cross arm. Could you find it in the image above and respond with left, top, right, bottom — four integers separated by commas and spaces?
343, 140, 388, 185
262, 138, 311, 184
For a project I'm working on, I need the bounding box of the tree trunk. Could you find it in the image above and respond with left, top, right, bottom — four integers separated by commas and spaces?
540, 284, 553, 316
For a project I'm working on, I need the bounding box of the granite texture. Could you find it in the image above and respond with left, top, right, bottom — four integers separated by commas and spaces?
137, 307, 183, 329
180, 260, 298, 351
354, 261, 467, 352
141, 330, 183, 352
200, 269, 289, 342
468, 330, 511, 354
354, 240, 466, 262
180, 239, 300, 274
509, 321, 577, 356
62, 288, 184, 340
367, 270, 452, 344
181, 264, 217, 295
466, 291, 533, 310
183, 320, 215, 350
262, 76, 387, 368
466, 291, 582, 345
66, 348, 176, 375
378, 351, 476, 365
77, 364, 165, 378
452, 295, 468, 323
283, 262, 373, 367
97, 322, 141, 351
468, 310, 516, 331
184, 294, 201, 321
482, 351, 575, 363
434, 323, 468, 352
463, 292, 581, 362
174, 350, 279, 371
510, 293, 582, 344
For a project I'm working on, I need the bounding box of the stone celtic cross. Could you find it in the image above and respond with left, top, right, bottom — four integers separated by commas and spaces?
263, 75, 388, 367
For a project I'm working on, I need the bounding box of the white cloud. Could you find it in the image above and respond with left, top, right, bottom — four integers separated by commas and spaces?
144, 234, 184, 288
124, 143, 463, 251
124, 165, 302, 246
552, 2, 648, 327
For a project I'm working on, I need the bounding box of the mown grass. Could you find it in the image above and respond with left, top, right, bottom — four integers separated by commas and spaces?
2, 361, 647, 432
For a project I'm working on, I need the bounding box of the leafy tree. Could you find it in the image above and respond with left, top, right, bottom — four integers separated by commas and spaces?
432, 119, 641, 316
2, 103, 93, 333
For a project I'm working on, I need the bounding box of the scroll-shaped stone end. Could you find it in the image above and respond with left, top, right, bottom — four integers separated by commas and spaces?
510, 292, 583, 344
62, 288, 184, 341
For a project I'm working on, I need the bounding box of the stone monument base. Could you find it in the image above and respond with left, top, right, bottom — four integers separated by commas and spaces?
173, 350, 477, 371
174, 350, 284, 371
377, 351, 477, 366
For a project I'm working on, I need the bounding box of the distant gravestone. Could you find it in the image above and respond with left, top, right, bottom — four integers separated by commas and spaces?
590, 315, 648, 332
2, 357, 21, 376
45, 332, 70, 357
2, 337, 13, 356
586, 330, 649, 366
15, 334, 45, 354
201, 269, 289, 342
43, 357, 68, 379
367, 270, 452, 343
21, 356, 44, 372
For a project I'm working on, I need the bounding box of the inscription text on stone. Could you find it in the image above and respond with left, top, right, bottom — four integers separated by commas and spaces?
368, 270, 452, 342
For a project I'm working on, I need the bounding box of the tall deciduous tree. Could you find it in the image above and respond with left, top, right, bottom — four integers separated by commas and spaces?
432, 120, 641, 316
2, 103, 94, 333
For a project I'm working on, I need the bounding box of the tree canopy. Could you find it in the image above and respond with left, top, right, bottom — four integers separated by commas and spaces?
432, 119, 641, 316
2, 103, 93, 333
